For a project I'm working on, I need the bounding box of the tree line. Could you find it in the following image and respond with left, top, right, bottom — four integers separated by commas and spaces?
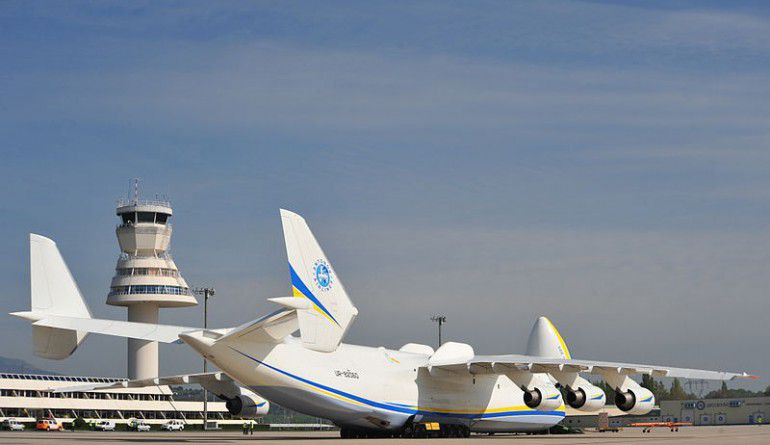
591, 376, 770, 402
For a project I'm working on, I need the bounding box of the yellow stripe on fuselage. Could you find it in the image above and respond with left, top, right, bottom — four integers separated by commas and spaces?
295, 378, 565, 415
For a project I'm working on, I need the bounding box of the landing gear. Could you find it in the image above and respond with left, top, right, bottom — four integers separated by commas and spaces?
340, 422, 471, 439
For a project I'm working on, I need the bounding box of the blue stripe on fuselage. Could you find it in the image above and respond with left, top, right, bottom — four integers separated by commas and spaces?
230, 347, 565, 420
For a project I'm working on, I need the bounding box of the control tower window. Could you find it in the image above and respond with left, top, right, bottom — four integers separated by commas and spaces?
137, 212, 155, 223
155, 213, 169, 224
121, 213, 135, 225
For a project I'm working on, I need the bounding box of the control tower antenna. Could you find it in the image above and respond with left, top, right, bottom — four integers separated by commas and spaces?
108, 186, 198, 380
132, 178, 140, 203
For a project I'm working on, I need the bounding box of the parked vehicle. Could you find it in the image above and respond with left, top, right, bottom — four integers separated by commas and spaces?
35, 418, 64, 431
128, 419, 151, 432
161, 419, 185, 431
1, 418, 25, 431
94, 420, 116, 431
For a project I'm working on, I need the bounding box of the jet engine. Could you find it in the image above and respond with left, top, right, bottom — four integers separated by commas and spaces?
614, 386, 655, 415
565, 383, 606, 411
224, 394, 270, 418
521, 383, 563, 411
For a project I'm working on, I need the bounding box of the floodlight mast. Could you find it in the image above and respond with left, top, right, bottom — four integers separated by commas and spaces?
430, 315, 447, 348
193, 287, 216, 430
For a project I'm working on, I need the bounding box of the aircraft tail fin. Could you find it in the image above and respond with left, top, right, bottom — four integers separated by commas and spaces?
526, 316, 571, 359
27, 234, 92, 359
280, 209, 357, 352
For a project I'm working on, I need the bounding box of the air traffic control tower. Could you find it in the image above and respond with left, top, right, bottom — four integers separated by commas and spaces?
107, 191, 197, 380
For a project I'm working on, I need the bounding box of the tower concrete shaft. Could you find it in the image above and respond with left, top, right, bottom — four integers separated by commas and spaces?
107, 192, 197, 380
127, 304, 159, 380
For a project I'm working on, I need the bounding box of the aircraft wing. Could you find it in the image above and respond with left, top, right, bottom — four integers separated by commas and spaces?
427, 354, 756, 381
51, 371, 243, 398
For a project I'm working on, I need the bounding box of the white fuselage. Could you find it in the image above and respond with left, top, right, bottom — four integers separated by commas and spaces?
183, 333, 565, 432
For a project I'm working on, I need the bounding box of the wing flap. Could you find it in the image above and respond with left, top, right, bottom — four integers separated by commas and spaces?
424, 353, 755, 381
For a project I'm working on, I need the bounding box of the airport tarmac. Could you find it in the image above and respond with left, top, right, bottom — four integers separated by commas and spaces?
0, 425, 769, 445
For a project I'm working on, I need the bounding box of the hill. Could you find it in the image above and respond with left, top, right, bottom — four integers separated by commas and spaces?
0, 356, 58, 375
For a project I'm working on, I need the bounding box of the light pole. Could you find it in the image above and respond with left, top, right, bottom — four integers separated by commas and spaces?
194, 287, 215, 431
430, 315, 446, 348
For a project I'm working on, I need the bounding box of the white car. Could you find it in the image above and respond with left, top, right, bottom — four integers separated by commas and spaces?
1, 419, 25, 431
161, 419, 185, 431
94, 420, 116, 431
133, 421, 151, 432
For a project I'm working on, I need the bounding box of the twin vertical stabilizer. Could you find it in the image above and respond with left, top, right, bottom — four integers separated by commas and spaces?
280, 209, 358, 352
28, 234, 92, 359
526, 316, 571, 359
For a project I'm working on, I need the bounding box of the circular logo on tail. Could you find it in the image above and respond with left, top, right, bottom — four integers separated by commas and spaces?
313, 259, 333, 291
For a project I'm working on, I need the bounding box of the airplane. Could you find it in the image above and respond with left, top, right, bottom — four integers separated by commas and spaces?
11, 209, 756, 438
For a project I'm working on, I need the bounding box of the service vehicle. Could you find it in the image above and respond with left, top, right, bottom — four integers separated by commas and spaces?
131, 420, 151, 432
35, 418, 64, 431
161, 419, 185, 431
94, 420, 116, 431
1, 418, 25, 431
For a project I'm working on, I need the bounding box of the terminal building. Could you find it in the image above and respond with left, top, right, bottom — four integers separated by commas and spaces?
0, 373, 242, 426
661, 397, 768, 425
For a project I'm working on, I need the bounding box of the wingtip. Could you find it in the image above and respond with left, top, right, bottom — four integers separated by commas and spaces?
731, 372, 760, 380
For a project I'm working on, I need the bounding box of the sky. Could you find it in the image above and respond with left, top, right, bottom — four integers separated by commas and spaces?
0, 1, 768, 392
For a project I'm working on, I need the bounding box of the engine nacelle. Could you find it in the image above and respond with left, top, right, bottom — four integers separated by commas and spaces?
565, 384, 606, 411
224, 394, 270, 418
614, 387, 655, 415
521, 383, 563, 411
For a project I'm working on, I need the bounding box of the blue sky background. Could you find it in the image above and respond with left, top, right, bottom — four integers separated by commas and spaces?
1, 1, 768, 391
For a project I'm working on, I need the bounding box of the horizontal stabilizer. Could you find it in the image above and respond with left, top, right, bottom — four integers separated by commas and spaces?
215, 309, 298, 344
268, 296, 311, 310
11, 312, 196, 344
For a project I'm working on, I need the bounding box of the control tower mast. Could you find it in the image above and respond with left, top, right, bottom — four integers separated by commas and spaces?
107, 181, 197, 380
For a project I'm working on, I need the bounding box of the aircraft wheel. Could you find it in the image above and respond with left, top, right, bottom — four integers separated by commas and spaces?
402, 423, 414, 438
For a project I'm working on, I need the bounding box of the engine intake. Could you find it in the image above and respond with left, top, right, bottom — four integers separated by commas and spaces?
614, 387, 654, 415
520, 383, 562, 411
523, 388, 542, 409
566, 384, 605, 411
224, 394, 269, 418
